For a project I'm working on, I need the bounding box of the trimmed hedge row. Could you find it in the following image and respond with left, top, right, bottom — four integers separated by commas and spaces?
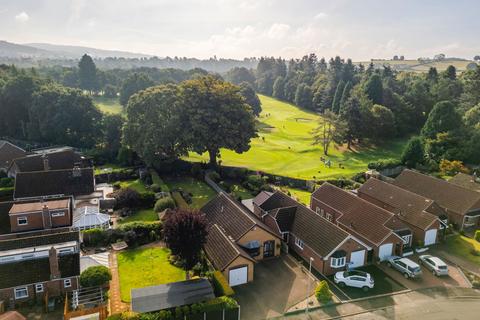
82, 221, 162, 247
211, 271, 234, 296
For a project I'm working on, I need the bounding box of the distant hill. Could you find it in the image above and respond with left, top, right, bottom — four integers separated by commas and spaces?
25, 43, 151, 59
0, 40, 151, 59
356, 58, 478, 72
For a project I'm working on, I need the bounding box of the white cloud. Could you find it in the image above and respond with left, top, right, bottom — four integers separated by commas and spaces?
314, 12, 327, 19
266, 23, 291, 40
15, 12, 29, 23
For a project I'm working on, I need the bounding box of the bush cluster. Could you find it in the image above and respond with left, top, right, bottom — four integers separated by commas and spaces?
80, 266, 112, 287
95, 168, 138, 183
82, 221, 162, 247
113, 188, 155, 209
0, 177, 14, 188
475, 230, 480, 242
154, 197, 176, 212
367, 158, 402, 170
211, 271, 235, 296
315, 280, 332, 303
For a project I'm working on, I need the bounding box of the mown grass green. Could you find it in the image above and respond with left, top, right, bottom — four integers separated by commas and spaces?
117, 247, 185, 302
93, 96, 123, 115
164, 177, 216, 208
188, 95, 407, 180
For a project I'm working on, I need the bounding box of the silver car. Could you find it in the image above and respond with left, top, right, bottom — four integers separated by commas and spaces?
387, 256, 422, 279
419, 255, 449, 276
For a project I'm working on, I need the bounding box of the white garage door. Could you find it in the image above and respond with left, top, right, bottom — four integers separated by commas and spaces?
378, 243, 393, 261
424, 229, 437, 246
229, 266, 248, 287
349, 250, 366, 268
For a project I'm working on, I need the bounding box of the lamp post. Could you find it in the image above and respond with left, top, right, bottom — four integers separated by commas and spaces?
306, 257, 314, 316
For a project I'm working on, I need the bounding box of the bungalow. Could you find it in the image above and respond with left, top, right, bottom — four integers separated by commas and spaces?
449, 172, 480, 193
311, 183, 406, 261
358, 178, 446, 247
0, 229, 80, 305
201, 193, 281, 286
393, 169, 480, 230
7, 148, 90, 178
254, 191, 371, 275
0, 141, 26, 174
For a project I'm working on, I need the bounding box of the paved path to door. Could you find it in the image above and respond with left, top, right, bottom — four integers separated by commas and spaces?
109, 252, 129, 315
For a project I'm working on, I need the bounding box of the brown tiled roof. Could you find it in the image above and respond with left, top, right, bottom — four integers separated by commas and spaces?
252, 191, 273, 207
203, 224, 254, 271
201, 193, 278, 241
0, 141, 26, 170
393, 169, 480, 215
359, 178, 440, 230
0, 253, 80, 289
259, 191, 299, 211
14, 168, 94, 199
9, 199, 70, 214
270, 206, 296, 233
263, 191, 351, 257
0, 230, 79, 251
10, 150, 87, 173
312, 183, 398, 245
449, 173, 480, 192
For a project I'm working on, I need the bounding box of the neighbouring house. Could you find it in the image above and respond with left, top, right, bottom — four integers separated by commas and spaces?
0, 229, 80, 306
358, 178, 446, 248
0, 141, 26, 174
311, 183, 406, 261
72, 206, 110, 231
393, 169, 480, 230
449, 172, 480, 192
131, 279, 215, 314
201, 193, 281, 286
13, 168, 95, 201
7, 148, 90, 178
8, 198, 71, 233
253, 191, 371, 275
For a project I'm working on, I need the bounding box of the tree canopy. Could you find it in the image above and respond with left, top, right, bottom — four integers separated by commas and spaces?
119, 72, 155, 106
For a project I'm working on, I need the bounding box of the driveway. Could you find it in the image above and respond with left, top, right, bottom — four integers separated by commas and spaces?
235, 255, 317, 320
378, 255, 471, 290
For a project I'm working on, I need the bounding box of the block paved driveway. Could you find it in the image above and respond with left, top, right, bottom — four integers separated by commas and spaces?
235, 255, 317, 320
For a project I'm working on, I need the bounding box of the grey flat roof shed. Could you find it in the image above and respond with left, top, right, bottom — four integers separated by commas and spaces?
131, 278, 215, 313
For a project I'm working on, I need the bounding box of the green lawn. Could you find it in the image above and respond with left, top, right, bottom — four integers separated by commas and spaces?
118, 208, 157, 224
444, 235, 480, 266
229, 183, 255, 200
94, 163, 129, 175
93, 96, 123, 115
187, 95, 407, 180
164, 177, 216, 208
117, 247, 186, 302
278, 187, 311, 205
119, 179, 148, 193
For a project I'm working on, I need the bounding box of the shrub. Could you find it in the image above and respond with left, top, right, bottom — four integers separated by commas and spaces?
119, 221, 162, 245
139, 191, 156, 207
113, 188, 141, 208
154, 197, 176, 212
150, 184, 161, 192
0, 177, 14, 188
439, 159, 469, 176
208, 171, 221, 182
80, 266, 112, 287
82, 228, 107, 247
475, 230, 480, 242
368, 158, 402, 170
211, 271, 234, 296
315, 280, 332, 303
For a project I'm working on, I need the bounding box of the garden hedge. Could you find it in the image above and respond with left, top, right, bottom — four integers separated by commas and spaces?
211, 271, 234, 296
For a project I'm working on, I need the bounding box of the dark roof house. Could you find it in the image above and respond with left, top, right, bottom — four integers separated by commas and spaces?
0, 141, 26, 171
14, 168, 95, 200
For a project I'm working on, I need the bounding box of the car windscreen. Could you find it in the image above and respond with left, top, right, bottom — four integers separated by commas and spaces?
438, 265, 448, 270
408, 266, 421, 272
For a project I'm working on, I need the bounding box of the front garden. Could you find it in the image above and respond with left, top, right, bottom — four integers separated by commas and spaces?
443, 234, 480, 266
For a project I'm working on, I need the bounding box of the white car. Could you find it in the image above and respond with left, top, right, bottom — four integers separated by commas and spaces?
334, 270, 374, 291
419, 255, 449, 276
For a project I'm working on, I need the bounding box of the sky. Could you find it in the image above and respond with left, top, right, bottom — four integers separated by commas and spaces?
1, 0, 480, 60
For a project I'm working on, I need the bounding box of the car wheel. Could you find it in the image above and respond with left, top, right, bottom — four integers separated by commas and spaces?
338, 282, 346, 288
362, 286, 369, 292
403, 273, 409, 279
433, 270, 438, 276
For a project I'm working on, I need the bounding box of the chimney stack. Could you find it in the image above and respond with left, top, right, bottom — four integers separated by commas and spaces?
49, 247, 60, 280
42, 204, 52, 229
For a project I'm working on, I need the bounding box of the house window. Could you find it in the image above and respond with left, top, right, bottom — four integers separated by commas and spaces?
59, 248, 74, 254
331, 256, 346, 268
51, 212, 65, 217
14, 287, 28, 299
325, 213, 332, 222
35, 283, 44, 293
64, 279, 72, 288
17, 217, 28, 226
295, 237, 304, 250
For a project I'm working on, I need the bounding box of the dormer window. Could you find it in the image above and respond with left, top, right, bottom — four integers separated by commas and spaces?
17, 217, 28, 226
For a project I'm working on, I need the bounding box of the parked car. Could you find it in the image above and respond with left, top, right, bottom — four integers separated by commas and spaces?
334, 270, 374, 291
386, 256, 422, 279
419, 255, 449, 276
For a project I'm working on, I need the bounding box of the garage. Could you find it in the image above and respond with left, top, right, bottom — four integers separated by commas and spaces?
349, 250, 366, 268
424, 229, 437, 246
378, 243, 393, 261
229, 266, 249, 287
